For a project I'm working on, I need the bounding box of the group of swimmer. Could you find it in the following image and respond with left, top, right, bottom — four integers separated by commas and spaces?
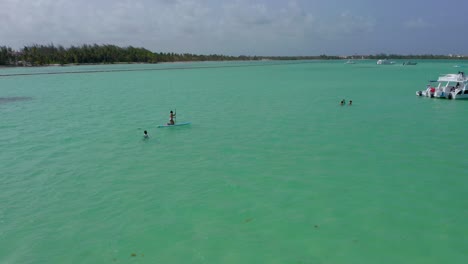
340, 99, 352, 105
143, 110, 176, 139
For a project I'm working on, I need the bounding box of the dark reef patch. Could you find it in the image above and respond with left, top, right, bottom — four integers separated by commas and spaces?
0, 97, 32, 104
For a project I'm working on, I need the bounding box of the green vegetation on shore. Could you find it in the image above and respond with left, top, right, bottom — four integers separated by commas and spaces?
1, 44, 466, 67
0, 44, 252, 66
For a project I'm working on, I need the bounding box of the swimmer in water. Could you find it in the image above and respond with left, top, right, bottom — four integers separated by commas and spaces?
143, 130, 149, 138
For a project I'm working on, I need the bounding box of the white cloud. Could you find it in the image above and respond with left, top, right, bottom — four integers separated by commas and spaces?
338, 11, 375, 34
316, 11, 375, 40
0, 0, 322, 54
404, 18, 429, 29
208, 0, 320, 55
0, 0, 382, 55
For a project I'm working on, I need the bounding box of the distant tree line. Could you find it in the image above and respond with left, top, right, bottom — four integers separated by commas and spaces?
364, 53, 467, 60
260, 55, 342, 60
0, 44, 253, 66
1, 44, 466, 67
0, 46, 15, 65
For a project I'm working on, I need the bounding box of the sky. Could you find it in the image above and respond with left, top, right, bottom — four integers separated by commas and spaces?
1, 0, 467, 56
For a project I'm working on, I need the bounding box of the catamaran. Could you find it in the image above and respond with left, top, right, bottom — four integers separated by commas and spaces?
416, 72, 468, 100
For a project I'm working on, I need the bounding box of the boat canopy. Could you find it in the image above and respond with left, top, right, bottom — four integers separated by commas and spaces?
437, 74, 466, 82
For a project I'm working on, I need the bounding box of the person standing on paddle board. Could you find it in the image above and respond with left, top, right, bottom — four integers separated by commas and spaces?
167, 110, 176, 125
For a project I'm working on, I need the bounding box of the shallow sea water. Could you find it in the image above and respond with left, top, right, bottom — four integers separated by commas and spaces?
1, 60, 467, 263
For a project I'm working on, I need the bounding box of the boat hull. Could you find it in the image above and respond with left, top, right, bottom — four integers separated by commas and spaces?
416, 89, 468, 99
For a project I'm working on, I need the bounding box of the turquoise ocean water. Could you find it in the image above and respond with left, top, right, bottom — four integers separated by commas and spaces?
1, 60, 467, 263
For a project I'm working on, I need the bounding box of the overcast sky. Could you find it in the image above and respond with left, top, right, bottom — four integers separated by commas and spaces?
1, 0, 467, 56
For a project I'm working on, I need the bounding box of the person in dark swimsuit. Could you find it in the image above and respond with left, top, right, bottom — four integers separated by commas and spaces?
167, 110, 176, 125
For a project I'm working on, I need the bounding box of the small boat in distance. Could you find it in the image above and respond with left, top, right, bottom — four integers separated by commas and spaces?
345, 60, 356, 64
403, 61, 417, 65
376, 59, 395, 65
416, 72, 468, 100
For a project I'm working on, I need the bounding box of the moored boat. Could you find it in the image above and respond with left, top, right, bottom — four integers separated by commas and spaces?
377, 59, 395, 65
416, 72, 468, 100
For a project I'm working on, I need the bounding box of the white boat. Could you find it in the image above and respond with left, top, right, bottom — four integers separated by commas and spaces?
416, 72, 468, 100
377, 59, 395, 65
345, 60, 356, 64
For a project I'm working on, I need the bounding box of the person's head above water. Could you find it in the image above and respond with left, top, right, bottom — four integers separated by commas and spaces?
170, 111, 173, 113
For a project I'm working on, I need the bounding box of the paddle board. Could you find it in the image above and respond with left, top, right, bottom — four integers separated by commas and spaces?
157, 122, 191, 128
